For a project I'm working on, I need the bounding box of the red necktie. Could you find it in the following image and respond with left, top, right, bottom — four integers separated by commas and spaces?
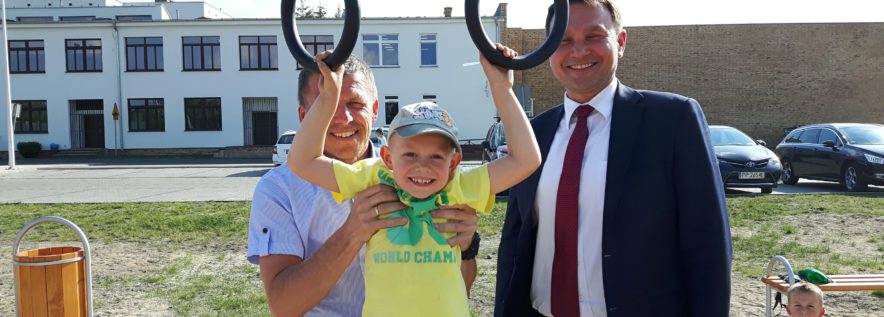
551, 105, 594, 317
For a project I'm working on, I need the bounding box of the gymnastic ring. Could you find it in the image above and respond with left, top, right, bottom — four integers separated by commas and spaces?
465, 0, 568, 70
281, 0, 361, 71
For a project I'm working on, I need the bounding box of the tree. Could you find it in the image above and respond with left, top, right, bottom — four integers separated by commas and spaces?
315, 0, 328, 18
295, 1, 315, 18
334, 4, 344, 18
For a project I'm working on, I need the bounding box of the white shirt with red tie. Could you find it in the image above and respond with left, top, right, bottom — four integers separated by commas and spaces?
531, 79, 618, 317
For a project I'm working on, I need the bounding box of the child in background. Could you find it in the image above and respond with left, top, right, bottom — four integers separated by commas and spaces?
786, 282, 825, 317
288, 46, 540, 317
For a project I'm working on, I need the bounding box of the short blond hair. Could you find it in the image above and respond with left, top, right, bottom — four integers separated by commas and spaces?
787, 282, 824, 306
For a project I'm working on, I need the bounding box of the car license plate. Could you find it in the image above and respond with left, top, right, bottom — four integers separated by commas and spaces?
739, 172, 764, 179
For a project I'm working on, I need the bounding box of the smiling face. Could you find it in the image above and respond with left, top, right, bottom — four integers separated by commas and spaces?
786, 291, 825, 317
299, 72, 379, 164
549, 2, 627, 103
381, 133, 462, 199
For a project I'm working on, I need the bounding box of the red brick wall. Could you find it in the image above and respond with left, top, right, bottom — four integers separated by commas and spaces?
506, 23, 884, 145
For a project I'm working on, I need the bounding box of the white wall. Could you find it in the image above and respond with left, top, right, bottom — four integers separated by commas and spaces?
0, 16, 502, 150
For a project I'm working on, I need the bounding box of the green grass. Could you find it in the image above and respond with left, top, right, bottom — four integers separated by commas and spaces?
2, 194, 882, 315
0, 202, 250, 244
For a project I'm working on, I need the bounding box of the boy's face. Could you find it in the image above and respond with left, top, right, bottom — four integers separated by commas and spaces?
786, 291, 824, 317
381, 133, 462, 200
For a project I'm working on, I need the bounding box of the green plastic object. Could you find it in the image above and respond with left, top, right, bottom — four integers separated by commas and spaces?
798, 268, 833, 285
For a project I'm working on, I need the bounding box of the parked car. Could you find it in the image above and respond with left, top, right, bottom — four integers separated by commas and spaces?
272, 130, 296, 166
710, 125, 782, 193
775, 123, 884, 191
481, 120, 507, 163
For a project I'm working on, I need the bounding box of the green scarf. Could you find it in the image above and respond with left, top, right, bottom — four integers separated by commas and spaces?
378, 169, 449, 246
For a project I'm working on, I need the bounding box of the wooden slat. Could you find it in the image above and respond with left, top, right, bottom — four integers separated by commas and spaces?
16, 265, 32, 317
78, 259, 87, 317
61, 262, 82, 317
28, 263, 48, 317
46, 261, 65, 317
762, 277, 884, 292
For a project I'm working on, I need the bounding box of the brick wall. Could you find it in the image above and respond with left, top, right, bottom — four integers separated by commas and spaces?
506, 23, 884, 146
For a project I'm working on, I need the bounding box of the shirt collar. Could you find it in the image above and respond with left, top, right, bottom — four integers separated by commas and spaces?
563, 78, 618, 122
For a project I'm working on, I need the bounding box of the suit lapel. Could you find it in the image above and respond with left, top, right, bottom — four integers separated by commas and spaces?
517, 106, 564, 225
604, 85, 645, 217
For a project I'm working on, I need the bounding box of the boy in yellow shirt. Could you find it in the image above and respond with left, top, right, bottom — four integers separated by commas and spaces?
288, 47, 540, 316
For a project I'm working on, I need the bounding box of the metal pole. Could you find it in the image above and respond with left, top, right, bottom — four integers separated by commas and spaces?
2, 0, 16, 170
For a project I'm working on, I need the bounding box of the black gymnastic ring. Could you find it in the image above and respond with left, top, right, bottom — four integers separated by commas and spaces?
465, 0, 568, 70
281, 0, 360, 72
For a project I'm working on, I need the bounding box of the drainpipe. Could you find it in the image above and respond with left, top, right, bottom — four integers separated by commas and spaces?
112, 20, 124, 150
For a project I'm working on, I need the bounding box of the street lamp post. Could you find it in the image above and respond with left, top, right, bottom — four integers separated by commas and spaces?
1, 0, 16, 170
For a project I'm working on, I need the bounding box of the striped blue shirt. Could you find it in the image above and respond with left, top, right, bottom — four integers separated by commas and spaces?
247, 164, 366, 316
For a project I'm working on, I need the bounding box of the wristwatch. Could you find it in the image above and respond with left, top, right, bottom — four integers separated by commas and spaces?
461, 232, 481, 260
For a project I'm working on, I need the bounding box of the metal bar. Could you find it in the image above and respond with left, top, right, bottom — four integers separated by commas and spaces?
13, 256, 84, 267
2, 0, 16, 170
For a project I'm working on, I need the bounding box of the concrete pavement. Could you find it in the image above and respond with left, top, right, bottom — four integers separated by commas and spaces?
1, 158, 880, 203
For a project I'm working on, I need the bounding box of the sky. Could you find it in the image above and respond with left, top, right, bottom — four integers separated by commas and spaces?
148, 0, 884, 29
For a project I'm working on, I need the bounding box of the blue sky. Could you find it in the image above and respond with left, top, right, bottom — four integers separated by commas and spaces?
149, 0, 884, 28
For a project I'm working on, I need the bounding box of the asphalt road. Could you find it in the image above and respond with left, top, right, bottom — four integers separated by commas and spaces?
1, 158, 881, 203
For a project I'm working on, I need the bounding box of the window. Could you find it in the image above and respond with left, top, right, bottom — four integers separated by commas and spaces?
116, 15, 152, 21
420, 34, 437, 66
422, 94, 437, 102
818, 129, 840, 146
363, 34, 398, 67
17, 16, 53, 22
183, 36, 221, 71
126, 37, 164, 71
797, 129, 820, 144
184, 98, 222, 131
128, 98, 165, 132
8, 40, 45, 73
13, 100, 48, 134
59, 16, 96, 22
297, 35, 334, 69
384, 96, 399, 124
66, 39, 102, 72
239, 36, 278, 70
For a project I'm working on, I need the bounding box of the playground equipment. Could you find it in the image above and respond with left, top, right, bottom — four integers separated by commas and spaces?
12, 216, 94, 317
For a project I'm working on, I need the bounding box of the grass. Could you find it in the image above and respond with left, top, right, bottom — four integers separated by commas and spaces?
1, 194, 882, 315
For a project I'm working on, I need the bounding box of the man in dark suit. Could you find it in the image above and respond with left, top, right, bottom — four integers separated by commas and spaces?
494, 1, 732, 316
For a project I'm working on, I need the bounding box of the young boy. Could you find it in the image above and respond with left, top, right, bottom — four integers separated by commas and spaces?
786, 282, 826, 317
288, 48, 541, 316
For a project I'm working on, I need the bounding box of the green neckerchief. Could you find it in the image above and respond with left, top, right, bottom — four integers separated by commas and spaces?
378, 168, 449, 246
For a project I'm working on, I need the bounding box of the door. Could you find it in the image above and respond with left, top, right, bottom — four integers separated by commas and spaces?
251, 111, 278, 146
83, 114, 105, 148
813, 129, 844, 180
793, 129, 819, 177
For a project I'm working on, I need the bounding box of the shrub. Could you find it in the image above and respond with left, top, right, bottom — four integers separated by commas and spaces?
17, 141, 42, 158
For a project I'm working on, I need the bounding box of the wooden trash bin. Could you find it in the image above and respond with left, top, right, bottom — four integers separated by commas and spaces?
14, 247, 87, 317
12, 217, 94, 317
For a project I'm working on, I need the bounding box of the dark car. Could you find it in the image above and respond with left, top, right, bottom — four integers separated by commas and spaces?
711, 125, 782, 193
775, 123, 884, 191
481, 120, 507, 163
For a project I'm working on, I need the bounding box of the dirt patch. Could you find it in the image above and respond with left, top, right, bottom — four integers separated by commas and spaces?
1, 218, 880, 316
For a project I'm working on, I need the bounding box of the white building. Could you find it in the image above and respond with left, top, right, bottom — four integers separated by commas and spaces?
0, 0, 505, 151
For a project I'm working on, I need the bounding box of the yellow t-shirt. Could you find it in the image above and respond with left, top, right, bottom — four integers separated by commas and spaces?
333, 158, 493, 317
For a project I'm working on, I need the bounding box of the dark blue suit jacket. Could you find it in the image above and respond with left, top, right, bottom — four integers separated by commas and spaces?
494, 84, 732, 317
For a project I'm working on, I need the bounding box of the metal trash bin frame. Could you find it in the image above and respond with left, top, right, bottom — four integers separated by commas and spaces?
12, 216, 94, 317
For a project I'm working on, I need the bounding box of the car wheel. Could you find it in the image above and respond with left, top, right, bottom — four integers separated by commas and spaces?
761, 187, 773, 194
781, 161, 799, 185
842, 163, 868, 192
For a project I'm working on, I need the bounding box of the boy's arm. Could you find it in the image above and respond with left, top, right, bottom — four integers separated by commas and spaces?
480, 46, 542, 194
287, 52, 344, 192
